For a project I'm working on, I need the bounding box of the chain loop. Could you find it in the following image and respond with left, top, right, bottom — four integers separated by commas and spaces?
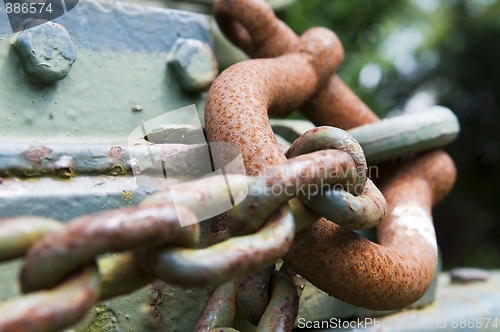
235, 268, 273, 326
194, 281, 237, 331
228, 150, 370, 236
213, 0, 378, 126
213, 0, 297, 58
285, 126, 367, 194
138, 206, 294, 287
285, 127, 386, 230
0, 217, 61, 261
20, 205, 199, 293
285, 150, 456, 309
256, 271, 299, 332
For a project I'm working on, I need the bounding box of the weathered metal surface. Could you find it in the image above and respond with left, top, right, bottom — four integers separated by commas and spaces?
75, 282, 212, 332
285, 127, 367, 194
141, 174, 247, 231
1, 146, 388, 330
141, 148, 369, 235
348, 106, 460, 164
0, 1, 219, 331
97, 252, 155, 301
299, 178, 386, 231
0, 142, 208, 178
0, 0, 212, 143
0, 216, 61, 261
296, 253, 442, 323
235, 268, 274, 326
228, 150, 359, 235
0, 148, 346, 330
0, 3, 217, 329
204, 22, 347, 327
284, 127, 386, 230
0, 175, 153, 221
0, 0, 464, 330
167, 38, 218, 93
270, 119, 316, 143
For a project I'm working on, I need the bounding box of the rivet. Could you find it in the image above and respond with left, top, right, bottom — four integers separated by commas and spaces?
13, 21, 77, 83
131, 105, 144, 113
167, 38, 218, 93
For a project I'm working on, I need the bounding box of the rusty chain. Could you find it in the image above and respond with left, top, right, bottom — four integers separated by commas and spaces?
208, 0, 458, 324
0, 148, 382, 331
0, 0, 460, 331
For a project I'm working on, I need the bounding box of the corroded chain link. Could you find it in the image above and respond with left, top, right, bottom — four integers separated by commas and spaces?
0, 0, 461, 331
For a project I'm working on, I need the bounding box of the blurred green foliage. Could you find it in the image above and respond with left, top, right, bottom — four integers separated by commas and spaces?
280, 0, 500, 269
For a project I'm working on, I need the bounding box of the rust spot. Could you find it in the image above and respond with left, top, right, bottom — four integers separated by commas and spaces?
109, 146, 124, 159
24, 146, 52, 164
209, 215, 228, 234
149, 281, 164, 305
144, 305, 164, 329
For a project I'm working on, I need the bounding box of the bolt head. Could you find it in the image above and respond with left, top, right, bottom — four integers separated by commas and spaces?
167, 38, 218, 93
14, 20, 77, 83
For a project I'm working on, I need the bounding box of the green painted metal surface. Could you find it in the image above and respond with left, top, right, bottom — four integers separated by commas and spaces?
74, 281, 212, 332
0, 0, 212, 144
0, 1, 217, 330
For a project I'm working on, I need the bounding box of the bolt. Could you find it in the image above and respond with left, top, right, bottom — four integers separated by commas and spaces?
13, 21, 77, 83
132, 105, 144, 113
167, 38, 218, 93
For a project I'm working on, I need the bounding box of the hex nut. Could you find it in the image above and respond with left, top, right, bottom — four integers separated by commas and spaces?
13, 21, 77, 83
167, 38, 218, 93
